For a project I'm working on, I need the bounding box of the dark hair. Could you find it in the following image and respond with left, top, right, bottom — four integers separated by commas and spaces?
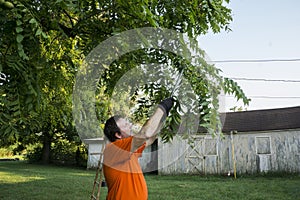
104, 115, 122, 142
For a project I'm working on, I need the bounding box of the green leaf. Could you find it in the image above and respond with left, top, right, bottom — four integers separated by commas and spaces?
35, 28, 42, 36
9, 100, 19, 106
18, 49, 29, 60
28, 103, 33, 111
17, 43, 23, 50
4, 126, 12, 136
16, 20, 22, 26
2, 113, 12, 120
25, 96, 33, 104
16, 34, 24, 43
13, 110, 21, 117
16, 27, 23, 33
29, 18, 37, 24
41, 31, 47, 39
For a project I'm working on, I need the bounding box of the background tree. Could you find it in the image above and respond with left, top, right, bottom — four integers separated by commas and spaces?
0, 0, 81, 163
0, 0, 249, 164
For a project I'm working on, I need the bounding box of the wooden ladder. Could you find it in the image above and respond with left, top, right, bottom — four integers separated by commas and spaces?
90, 144, 106, 200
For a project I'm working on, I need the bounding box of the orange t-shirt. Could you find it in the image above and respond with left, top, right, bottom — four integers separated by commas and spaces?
103, 136, 147, 200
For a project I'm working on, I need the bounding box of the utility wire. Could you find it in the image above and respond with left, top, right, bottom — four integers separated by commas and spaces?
207, 58, 300, 63
230, 77, 300, 83
250, 96, 300, 99
224, 95, 300, 99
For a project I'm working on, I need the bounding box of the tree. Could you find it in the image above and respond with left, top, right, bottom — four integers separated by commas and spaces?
0, 0, 249, 163
0, 0, 81, 163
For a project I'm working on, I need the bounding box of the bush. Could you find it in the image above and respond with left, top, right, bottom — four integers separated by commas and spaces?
50, 139, 76, 165
25, 139, 87, 167
25, 143, 43, 163
0, 143, 26, 159
2, 136, 88, 167
0, 147, 14, 157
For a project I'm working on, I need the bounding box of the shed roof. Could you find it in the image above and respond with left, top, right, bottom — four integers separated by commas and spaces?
83, 137, 104, 144
219, 106, 300, 133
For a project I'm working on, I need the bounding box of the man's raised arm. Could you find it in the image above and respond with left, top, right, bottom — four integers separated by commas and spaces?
131, 98, 174, 152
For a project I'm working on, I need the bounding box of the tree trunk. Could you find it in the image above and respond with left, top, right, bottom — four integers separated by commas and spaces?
42, 132, 51, 164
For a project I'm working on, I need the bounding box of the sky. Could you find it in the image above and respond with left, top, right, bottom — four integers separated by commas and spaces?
198, 0, 300, 112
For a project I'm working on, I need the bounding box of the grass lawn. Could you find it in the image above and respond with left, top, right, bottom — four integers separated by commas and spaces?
0, 161, 299, 200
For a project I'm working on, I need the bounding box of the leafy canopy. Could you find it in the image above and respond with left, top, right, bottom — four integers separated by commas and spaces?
0, 0, 250, 147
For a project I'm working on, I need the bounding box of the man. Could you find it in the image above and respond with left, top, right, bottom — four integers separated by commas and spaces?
103, 98, 174, 200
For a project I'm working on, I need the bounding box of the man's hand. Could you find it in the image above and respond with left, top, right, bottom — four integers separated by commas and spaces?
158, 97, 174, 115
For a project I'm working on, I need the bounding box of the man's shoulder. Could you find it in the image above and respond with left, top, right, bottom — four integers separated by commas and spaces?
106, 136, 133, 150
115, 136, 133, 144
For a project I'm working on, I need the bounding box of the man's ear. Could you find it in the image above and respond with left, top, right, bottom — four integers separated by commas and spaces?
115, 132, 122, 139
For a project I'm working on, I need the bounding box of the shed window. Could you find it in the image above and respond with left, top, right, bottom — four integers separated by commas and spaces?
256, 136, 271, 154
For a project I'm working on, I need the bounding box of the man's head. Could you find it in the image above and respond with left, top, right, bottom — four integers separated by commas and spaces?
104, 115, 133, 142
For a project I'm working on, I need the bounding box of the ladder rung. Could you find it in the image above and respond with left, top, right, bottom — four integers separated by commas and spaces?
90, 152, 103, 155
90, 143, 106, 200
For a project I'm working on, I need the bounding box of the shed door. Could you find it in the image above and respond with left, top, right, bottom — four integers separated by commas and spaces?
185, 137, 204, 174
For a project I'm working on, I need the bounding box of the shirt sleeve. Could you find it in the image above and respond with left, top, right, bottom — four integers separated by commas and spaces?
103, 136, 146, 172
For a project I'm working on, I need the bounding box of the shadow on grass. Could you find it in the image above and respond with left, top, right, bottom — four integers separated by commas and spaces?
0, 161, 108, 200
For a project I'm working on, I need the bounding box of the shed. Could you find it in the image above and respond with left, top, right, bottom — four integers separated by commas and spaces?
158, 106, 300, 174
84, 138, 105, 169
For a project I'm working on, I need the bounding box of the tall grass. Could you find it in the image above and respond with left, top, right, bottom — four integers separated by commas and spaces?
0, 161, 299, 200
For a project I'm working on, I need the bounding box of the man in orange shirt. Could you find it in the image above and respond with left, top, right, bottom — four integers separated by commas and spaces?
103, 98, 174, 200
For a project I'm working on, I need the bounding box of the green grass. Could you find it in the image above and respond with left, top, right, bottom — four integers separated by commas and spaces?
147, 174, 300, 200
0, 161, 100, 200
0, 161, 299, 200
